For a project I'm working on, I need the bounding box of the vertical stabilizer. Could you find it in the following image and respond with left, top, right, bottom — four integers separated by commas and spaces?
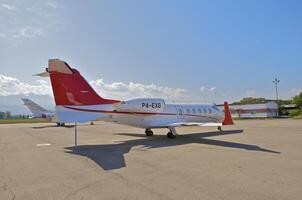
223, 102, 234, 125
22, 98, 49, 117
47, 59, 120, 106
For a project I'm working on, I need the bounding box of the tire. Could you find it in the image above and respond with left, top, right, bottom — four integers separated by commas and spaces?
167, 131, 176, 139
146, 131, 154, 137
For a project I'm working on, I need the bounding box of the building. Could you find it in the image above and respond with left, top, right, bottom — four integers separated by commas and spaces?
281, 104, 299, 112
218, 102, 279, 118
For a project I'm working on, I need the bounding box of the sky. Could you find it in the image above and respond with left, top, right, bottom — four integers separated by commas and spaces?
0, 0, 301, 114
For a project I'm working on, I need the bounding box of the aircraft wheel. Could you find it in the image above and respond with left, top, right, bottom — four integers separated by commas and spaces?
217, 126, 222, 132
56, 122, 61, 126
167, 131, 176, 139
60, 123, 65, 127
147, 131, 154, 137
145, 129, 154, 137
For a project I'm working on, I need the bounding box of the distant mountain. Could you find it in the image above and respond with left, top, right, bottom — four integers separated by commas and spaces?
0, 94, 54, 115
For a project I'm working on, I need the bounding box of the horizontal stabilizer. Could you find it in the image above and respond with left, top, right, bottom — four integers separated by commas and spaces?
34, 71, 49, 77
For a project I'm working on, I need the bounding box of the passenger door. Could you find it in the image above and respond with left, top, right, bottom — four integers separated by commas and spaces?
175, 106, 184, 119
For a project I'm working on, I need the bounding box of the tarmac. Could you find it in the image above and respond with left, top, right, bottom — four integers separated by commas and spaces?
0, 119, 302, 200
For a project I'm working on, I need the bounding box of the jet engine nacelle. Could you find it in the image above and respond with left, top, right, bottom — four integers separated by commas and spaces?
113, 98, 165, 113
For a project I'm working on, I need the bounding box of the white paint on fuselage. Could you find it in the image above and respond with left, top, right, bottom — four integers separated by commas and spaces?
111, 103, 224, 128
56, 103, 224, 129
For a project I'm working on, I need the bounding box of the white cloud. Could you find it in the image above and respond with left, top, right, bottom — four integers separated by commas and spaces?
20, 26, 43, 37
90, 79, 190, 101
245, 90, 256, 97
3, 26, 43, 40
47, 1, 58, 9
288, 88, 301, 98
0, 74, 52, 96
0, 74, 189, 102
0, 1, 60, 43
199, 86, 218, 102
1, 4, 16, 10
200, 86, 216, 93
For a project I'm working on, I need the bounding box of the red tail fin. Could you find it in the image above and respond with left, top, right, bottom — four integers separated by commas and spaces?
47, 59, 120, 106
223, 102, 234, 125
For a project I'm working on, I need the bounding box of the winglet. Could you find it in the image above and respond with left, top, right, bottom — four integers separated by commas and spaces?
222, 102, 234, 125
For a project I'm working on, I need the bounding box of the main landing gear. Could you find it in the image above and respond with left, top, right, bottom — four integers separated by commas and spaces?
56, 122, 65, 127
217, 126, 222, 132
167, 127, 177, 139
145, 128, 177, 138
145, 128, 154, 137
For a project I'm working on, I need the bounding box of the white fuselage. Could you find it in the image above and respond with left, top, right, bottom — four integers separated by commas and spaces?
56, 102, 224, 129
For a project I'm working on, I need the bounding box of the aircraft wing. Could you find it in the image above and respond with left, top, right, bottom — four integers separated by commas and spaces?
167, 122, 222, 127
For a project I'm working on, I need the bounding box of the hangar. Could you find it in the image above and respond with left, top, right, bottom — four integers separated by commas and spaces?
218, 102, 279, 118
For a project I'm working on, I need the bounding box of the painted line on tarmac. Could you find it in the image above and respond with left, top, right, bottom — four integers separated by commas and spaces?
36, 143, 51, 147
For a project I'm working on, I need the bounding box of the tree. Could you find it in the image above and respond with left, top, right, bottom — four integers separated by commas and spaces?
5, 111, 11, 119
293, 92, 302, 107
0, 112, 5, 119
233, 97, 267, 105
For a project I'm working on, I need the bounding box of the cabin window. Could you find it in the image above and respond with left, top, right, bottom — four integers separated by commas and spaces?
178, 108, 183, 115
186, 108, 190, 114
198, 108, 202, 113
192, 108, 196, 114
212, 106, 219, 111
203, 108, 207, 113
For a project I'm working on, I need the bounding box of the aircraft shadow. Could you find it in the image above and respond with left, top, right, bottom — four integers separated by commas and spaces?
32, 125, 75, 129
65, 129, 280, 171
32, 123, 101, 129
32, 125, 61, 129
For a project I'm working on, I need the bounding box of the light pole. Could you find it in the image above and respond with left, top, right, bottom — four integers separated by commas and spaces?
273, 78, 280, 101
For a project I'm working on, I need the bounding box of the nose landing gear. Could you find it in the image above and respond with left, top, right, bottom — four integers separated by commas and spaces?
167, 127, 177, 139
167, 131, 176, 139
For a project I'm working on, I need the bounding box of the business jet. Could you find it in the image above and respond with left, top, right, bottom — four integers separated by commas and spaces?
21, 98, 65, 126
37, 59, 234, 138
